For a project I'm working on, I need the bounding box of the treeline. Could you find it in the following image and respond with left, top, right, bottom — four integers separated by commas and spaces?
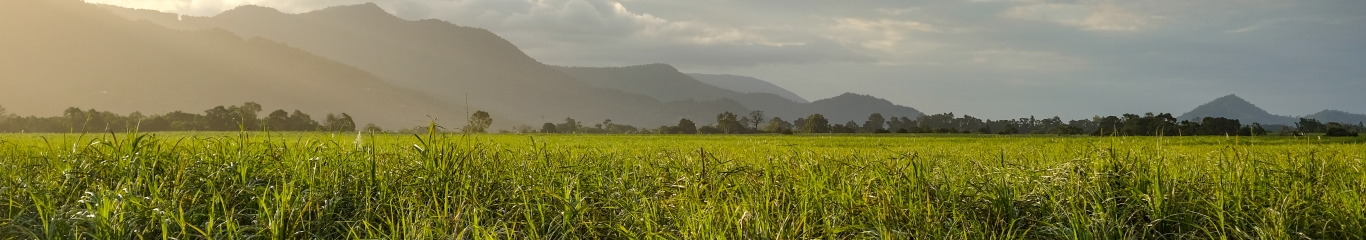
0, 102, 363, 133
3, 104, 1362, 136
531, 110, 1362, 136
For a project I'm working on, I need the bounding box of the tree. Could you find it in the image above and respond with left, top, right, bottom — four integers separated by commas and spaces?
675, 118, 697, 134
326, 113, 352, 132
63, 107, 85, 130
164, 111, 203, 131
698, 125, 723, 134
999, 124, 1019, 135
864, 113, 886, 133
748, 110, 765, 130
1198, 117, 1241, 136
1325, 122, 1359, 137
324, 113, 356, 132
466, 110, 493, 133
204, 106, 235, 131
78, 109, 109, 132
557, 118, 581, 133
324, 114, 339, 131
339, 113, 356, 132
513, 124, 537, 133
1250, 123, 1267, 136
834, 121, 859, 133
0, 105, 9, 126
288, 110, 319, 131
541, 123, 558, 133
804, 114, 829, 133
232, 102, 263, 130
716, 112, 744, 134
1093, 116, 1123, 136
1297, 118, 1326, 133
603, 121, 638, 134
739, 117, 751, 131
363, 123, 384, 133
763, 117, 793, 133
265, 110, 290, 131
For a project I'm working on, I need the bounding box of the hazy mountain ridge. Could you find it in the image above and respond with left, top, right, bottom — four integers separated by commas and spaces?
555, 64, 741, 102
1177, 95, 1295, 125
1, 0, 461, 128
687, 73, 809, 103
101, 3, 748, 127
809, 93, 924, 123
1303, 110, 1366, 125
1178, 95, 1365, 126
557, 64, 923, 123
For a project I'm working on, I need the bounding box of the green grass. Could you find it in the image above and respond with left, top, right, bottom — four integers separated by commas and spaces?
0, 132, 1362, 239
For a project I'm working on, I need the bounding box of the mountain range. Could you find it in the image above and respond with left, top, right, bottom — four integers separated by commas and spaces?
686, 74, 810, 103
99, 3, 740, 127
556, 64, 921, 123
97, 3, 922, 128
0, 0, 458, 128
1178, 94, 1366, 125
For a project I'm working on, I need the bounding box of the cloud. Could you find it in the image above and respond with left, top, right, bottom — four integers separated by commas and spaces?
831, 18, 942, 50
531, 38, 875, 69
1004, 2, 1153, 31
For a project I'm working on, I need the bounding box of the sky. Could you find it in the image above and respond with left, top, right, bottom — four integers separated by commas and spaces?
89, 0, 1366, 120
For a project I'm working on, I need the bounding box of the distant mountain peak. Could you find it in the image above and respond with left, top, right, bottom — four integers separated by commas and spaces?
687, 73, 810, 103
1305, 109, 1366, 124
809, 92, 924, 119
1214, 94, 1247, 102
219, 5, 284, 17
308, 2, 400, 21
329, 2, 384, 12
836, 92, 868, 98
824, 93, 896, 106
1178, 94, 1293, 125
633, 63, 680, 71
1205, 94, 1263, 112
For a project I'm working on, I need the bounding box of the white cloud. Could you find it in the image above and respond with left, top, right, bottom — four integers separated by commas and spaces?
829, 18, 943, 54
1004, 2, 1153, 31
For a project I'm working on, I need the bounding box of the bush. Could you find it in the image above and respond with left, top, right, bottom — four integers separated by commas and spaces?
1324, 122, 1359, 137
698, 126, 722, 134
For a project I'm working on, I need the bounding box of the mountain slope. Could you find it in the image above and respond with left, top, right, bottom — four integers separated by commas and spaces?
557, 64, 741, 102
558, 64, 923, 123
687, 73, 809, 103
1303, 110, 1366, 125
809, 93, 924, 123
0, 0, 460, 128
1177, 95, 1296, 125
101, 3, 743, 126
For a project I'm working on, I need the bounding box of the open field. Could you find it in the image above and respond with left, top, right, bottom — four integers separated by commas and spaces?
0, 132, 1362, 239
